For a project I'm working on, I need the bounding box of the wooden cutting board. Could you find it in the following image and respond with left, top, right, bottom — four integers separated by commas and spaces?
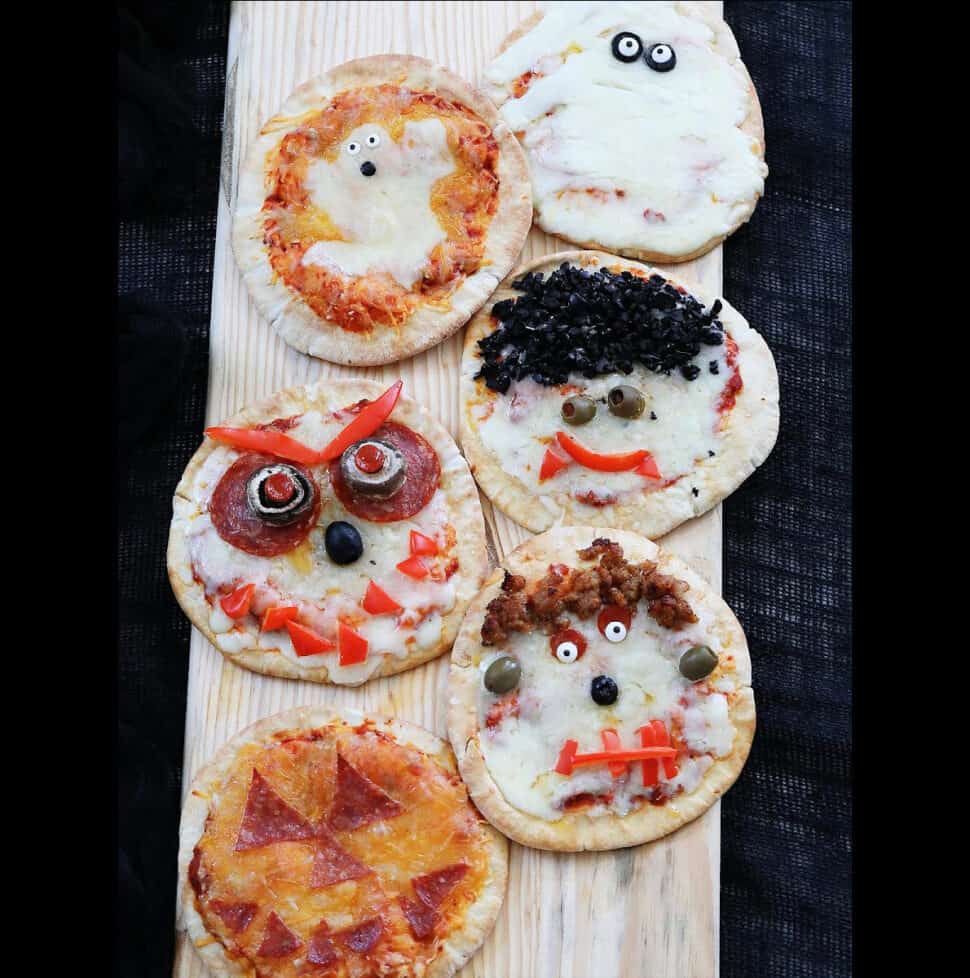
173, 3, 726, 976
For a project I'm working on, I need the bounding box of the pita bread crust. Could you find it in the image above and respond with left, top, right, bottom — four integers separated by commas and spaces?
232, 54, 532, 366
167, 379, 489, 685
459, 250, 779, 537
487, 3, 766, 263
448, 526, 755, 851
177, 706, 508, 978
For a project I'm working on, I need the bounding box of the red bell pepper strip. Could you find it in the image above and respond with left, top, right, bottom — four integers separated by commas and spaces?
639, 723, 659, 786
338, 623, 368, 666
555, 432, 648, 472
600, 729, 628, 779
409, 530, 439, 556
539, 447, 571, 482
646, 719, 679, 779
317, 380, 404, 462
570, 747, 676, 767
260, 605, 299, 632
555, 740, 579, 775
204, 426, 321, 466
285, 620, 335, 656
634, 453, 662, 480
396, 556, 429, 579
361, 581, 403, 616
219, 583, 255, 619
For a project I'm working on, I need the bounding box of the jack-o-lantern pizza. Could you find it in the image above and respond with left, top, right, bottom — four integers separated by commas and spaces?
178, 706, 507, 978
448, 527, 755, 851
460, 251, 779, 538
232, 55, 532, 366
483, 0, 767, 263
167, 379, 488, 685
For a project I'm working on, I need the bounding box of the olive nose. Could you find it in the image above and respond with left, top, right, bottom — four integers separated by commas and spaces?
590, 675, 618, 706
360, 161, 376, 177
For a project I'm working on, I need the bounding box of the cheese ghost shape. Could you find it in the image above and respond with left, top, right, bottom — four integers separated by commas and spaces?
302, 119, 455, 289
484, 0, 767, 258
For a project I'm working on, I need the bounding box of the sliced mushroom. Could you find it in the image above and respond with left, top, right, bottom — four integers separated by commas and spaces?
245, 463, 315, 525
338, 439, 407, 499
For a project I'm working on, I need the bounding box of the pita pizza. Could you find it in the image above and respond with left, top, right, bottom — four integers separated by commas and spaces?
178, 706, 507, 978
448, 527, 754, 851
167, 379, 488, 685
233, 55, 532, 366
460, 251, 779, 538
483, 1, 767, 262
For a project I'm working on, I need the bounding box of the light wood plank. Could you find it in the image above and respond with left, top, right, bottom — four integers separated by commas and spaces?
175, 4, 725, 976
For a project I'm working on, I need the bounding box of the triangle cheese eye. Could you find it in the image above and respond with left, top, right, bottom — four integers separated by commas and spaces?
597, 605, 632, 643
611, 31, 643, 63
645, 43, 676, 72
550, 628, 587, 662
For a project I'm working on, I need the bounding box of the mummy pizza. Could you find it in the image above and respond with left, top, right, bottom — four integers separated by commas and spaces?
483, 1, 767, 262
233, 55, 532, 366
178, 706, 507, 978
167, 379, 488, 685
448, 527, 754, 851
460, 251, 779, 537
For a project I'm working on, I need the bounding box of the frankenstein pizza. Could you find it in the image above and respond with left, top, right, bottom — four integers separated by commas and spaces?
483, 1, 767, 263
460, 251, 779, 537
167, 379, 488, 685
178, 706, 507, 978
448, 527, 755, 851
233, 55, 532, 366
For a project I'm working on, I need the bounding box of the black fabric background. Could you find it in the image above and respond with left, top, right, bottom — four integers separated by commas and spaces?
116, 3, 852, 976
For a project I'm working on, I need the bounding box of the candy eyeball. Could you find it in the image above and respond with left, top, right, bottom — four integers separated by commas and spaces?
597, 605, 632, 643
346, 140, 362, 156
645, 42, 676, 72
550, 628, 587, 663
611, 31, 643, 63
365, 133, 381, 148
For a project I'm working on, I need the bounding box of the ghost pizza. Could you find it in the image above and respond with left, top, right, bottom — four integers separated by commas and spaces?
178, 707, 507, 978
233, 55, 531, 366
483, 0, 767, 262
448, 527, 755, 851
459, 251, 778, 538
167, 379, 488, 685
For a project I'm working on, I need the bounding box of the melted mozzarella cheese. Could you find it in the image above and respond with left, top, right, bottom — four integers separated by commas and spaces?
183, 411, 456, 684
473, 349, 729, 502
484, 1, 767, 256
302, 119, 454, 288
478, 601, 737, 821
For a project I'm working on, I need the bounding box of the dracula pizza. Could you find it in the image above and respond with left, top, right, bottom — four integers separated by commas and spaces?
178, 706, 507, 978
482, 0, 767, 263
448, 526, 755, 851
232, 55, 532, 366
167, 379, 488, 685
460, 251, 778, 538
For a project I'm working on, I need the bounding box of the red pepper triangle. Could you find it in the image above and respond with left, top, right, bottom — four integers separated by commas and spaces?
256, 911, 302, 958
310, 825, 373, 888
328, 753, 404, 832
234, 769, 316, 851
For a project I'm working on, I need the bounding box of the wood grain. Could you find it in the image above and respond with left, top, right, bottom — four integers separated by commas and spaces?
173, 4, 725, 977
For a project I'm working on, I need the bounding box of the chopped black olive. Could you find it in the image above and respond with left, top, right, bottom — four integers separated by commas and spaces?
324, 521, 363, 565
709, 360, 719, 374
708, 450, 716, 457
475, 263, 722, 393
650, 411, 658, 420
691, 487, 699, 497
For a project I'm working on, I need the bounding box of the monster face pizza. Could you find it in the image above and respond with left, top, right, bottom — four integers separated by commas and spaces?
178, 707, 507, 978
483, 1, 767, 263
232, 55, 531, 366
448, 527, 754, 851
167, 380, 488, 685
459, 251, 779, 538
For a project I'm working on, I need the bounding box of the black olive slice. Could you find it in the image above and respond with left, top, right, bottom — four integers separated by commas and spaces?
611, 31, 643, 63
645, 42, 676, 72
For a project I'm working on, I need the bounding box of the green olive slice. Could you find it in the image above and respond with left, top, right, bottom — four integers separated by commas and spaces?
679, 645, 719, 682
484, 655, 521, 694
561, 395, 597, 426
607, 385, 646, 419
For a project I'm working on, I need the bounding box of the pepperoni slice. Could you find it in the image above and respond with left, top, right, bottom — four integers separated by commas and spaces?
234, 769, 316, 851
188, 847, 205, 896
310, 826, 372, 888
210, 453, 320, 556
335, 916, 384, 954
257, 912, 302, 957
210, 900, 257, 934
412, 863, 468, 910
307, 922, 339, 967
400, 895, 438, 940
328, 754, 403, 831
329, 422, 440, 523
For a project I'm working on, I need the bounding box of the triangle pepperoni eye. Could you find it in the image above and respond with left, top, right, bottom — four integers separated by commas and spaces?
597, 605, 632, 643
551, 628, 587, 663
